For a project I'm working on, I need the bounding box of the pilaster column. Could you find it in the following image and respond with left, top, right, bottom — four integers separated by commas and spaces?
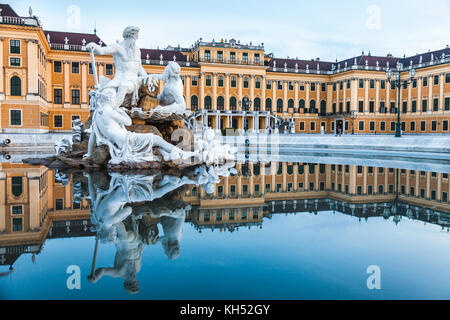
0, 37, 4, 97
365, 79, 369, 113
63, 61, 70, 108
428, 75, 433, 114
283, 81, 288, 112
213, 73, 218, 110
262, 76, 266, 111
327, 83, 333, 113
375, 80, 380, 114
225, 73, 230, 111
351, 79, 358, 112
185, 75, 191, 109
238, 74, 243, 107
200, 72, 205, 109
408, 79, 412, 113
250, 75, 255, 111
26, 39, 39, 99
0, 173, 5, 232
294, 81, 299, 112
306, 82, 310, 109
439, 73, 444, 112
27, 174, 40, 231
417, 77, 422, 114
272, 80, 276, 112
81, 62, 88, 109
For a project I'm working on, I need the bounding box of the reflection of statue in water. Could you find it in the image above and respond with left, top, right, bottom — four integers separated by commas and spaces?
86, 172, 195, 294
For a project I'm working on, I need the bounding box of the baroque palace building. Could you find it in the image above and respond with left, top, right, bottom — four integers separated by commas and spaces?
1, 3, 450, 135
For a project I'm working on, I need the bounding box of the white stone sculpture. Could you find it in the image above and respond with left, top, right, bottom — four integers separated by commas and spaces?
195, 128, 237, 166
86, 26, 156, 108
54, 138, 72, 156
72, 118, 83, 144
147, 61, 186, 114
84, 89, 196, 164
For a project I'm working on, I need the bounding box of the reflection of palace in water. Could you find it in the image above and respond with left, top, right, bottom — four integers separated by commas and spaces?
0, 162, 449, 269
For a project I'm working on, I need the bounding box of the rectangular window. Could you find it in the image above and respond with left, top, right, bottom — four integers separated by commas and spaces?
434, 75, 439, 86
277, 81, 283, 90
359, 121, 364, 131
423, 77, 428, 87
289, 82, 294, 91
88, 63, 93, 74
72, 62, 80, 74
322, 83, 326, 91
443, 120, 448, 131
412, 100, 417, 113
217, 51, 223, 62
204, 50, 211, 61
421, 121, 426, 132
54, 89, 62, 104
230, 52, 236, 63
230, 185, 236, 196
13, 218, 22, 232
10, 110, 21, 126
310, 83, 316, 91
369, 101, 374, 113
266, 81, 272, 90
243, 185, 248, 196
422, 99, 428, 112
54, 61, 62, 73
54, 115, 63, 128
242, 53, 248, 63
10, 39, 20, 54
391, 122, 396, 131
443, 192, 448, 203
191, 76, 198, 86
12, 205, 23, 215
380, 122, 386, 131
106, 64, 113, 76
380, 80, 386, 90
433, 98, 439, 112
445, 97, 450, 111
310, 122, 316, 131
71, 89, 80, 105
402, 101, 407, 114
347, 80, 350, 89
254, 53, 260, 64
369, 121, 375, 131
370, 80, 375, 89
359, 79, 364, 88
358, 101, 364, 113
10, 57, 21, 66
432, 121, 437, 131
299, 122, 305, 131
254, 184, 260, 195
410, 121, 415, 131
55, 199, 64, 210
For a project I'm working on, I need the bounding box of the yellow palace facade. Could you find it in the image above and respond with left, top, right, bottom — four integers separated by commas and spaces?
1, 3, 450, 135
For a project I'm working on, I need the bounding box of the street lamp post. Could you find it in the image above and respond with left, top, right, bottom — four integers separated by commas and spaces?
386, 65, 416, 138
350, 110, 357, 135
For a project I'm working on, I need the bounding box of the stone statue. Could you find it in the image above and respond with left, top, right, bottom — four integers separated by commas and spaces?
147, 61, 186, 114
84, 88, 196, 164
86, 26, 156, 108
195, 128, 237, 166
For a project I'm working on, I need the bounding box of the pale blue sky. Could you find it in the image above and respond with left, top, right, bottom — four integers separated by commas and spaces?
10, 0, 450, 61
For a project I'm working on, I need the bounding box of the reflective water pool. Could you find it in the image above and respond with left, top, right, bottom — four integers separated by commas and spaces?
0, 160, 449, 300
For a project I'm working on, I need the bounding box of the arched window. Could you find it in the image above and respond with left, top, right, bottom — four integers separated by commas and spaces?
217, 96, 224, 110
204, 96, 212, 109
12, 177, 23, 197
254, 98, 261, 111
287, 165, 294, 175
10, 76, 21, 96
299, 99, 305, 113
309, 164, 316, 174
320, 100, 327, 115
265, 98, 272, 112
288, 99, 294, 110
277, 99, 283, 113
191, 95, 198, 110
230, 97, 237, 111
253, 164, 261, 176
310, 99, 316, 113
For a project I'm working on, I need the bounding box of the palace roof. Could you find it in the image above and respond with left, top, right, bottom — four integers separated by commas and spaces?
0, 4, 19, 17
140, 48, 187, 62
44, 30, 106, 47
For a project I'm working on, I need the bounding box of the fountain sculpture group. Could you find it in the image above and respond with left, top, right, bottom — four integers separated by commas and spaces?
27, 26, 236, 170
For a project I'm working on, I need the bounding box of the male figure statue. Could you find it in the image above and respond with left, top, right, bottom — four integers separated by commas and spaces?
86, 26, 152, 108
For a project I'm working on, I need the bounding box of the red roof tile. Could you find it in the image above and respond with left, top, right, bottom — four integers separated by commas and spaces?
44, 30, 106, 46
140, 48, 187, 62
